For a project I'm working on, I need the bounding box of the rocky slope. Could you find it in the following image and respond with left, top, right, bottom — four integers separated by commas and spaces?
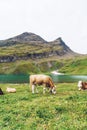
0, 32, 79, 63
0, 32, 46, 46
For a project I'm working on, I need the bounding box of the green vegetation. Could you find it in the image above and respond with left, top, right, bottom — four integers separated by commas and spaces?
0, 57, 87, 75
0, 42, 62, 56
0, 34, 87, 75
0, 60, 40, 74
0, 83, 87, 130
59, 57, 87, 75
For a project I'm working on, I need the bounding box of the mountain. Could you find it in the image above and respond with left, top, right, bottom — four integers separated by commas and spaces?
49, 37, 76, 55
0, 32, 46, 46
7, 32, 47, 43
0, 32, 80, 63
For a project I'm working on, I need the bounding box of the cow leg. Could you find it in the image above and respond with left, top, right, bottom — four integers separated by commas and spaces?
43, 83, 46, 94
32, 84, 35, 94
43, 87, 46, 94
35, 86, 38, 93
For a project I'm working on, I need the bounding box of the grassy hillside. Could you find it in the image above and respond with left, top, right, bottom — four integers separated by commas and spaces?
59, 57, 87, 75
1, 32, 86, 75
0, 83, 87, 130
0, 42, 63, 56
0, 57, 87, 75
0, 33, 74, 57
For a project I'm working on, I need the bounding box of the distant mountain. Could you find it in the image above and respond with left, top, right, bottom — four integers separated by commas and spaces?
0, 32, 80, 63
0, 32, 46, 46
8, 32, 47, 43
49, 37, 76, 56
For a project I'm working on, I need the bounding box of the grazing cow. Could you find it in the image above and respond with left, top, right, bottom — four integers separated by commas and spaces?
30, 74, 56, 94
78, 81, 87, 90
0, 88, 4, 95
6, 87, 16, 93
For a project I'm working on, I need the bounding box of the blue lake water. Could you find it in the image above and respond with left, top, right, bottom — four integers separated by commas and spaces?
0, 74, 87, 83
50, 74, 87, 83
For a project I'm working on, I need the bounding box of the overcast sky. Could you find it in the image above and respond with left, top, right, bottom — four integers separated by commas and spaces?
0, 0, 87, 54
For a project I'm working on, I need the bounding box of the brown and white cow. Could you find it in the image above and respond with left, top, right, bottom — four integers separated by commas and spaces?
29, 74, 56, 94
78, 81, 87, 90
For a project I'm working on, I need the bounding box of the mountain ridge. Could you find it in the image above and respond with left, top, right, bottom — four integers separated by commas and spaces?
0, 32, 76, 54
0, 32, 47, 47
0, 32, 82, 63
8, 32, 47, 43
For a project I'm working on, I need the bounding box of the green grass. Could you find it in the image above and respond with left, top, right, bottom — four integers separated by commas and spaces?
0, 83, 87, 130
0, 57, 87, 75
0, 42, 62, 56
59, 57, 87, 75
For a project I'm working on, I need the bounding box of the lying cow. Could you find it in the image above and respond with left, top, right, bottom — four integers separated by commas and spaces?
6, 87, 16, 93
30, 74, 56, 94
78, 81, 87, 90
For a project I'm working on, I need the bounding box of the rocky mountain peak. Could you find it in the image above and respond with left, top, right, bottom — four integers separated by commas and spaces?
54, 37, 64, 44
8, 32, 46, 43
55, 37, 62, 41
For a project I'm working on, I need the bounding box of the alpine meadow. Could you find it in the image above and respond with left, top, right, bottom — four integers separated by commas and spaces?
0, 32, 87, 130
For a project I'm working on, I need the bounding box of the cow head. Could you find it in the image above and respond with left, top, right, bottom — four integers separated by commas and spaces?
51, 86, 56, 94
